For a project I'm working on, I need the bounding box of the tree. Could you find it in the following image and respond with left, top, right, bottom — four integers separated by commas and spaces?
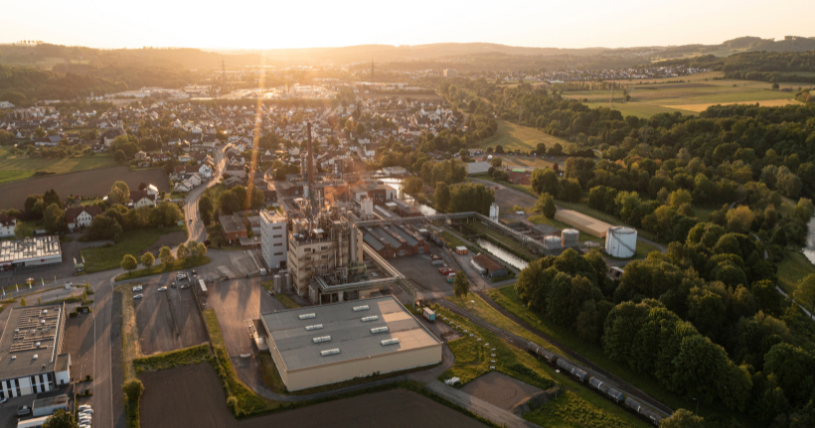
196, 242, 208, 258
44, 203, 66, 234
793, 197, 814, 223
668, 189, 693, 210
109, 181, 130, 205
435, 182, 450, 213
199, 195, 214, 225
535, 143, 547, 156
163, 158, 177, 175
449, 183, 495, 214
20, 298, 27, 307
43, 409, 79, 428
453, 271, 470, 298
43, 189, 62, 208
122, 378, 144, 404
793, 274, 815, 316
140, 252, 155, 270
535, 193, 557, 219
176, 243, 189, 260
159, 246, 174, 265
403, 177, 423, 195
660, 409, 705, 428
14, 221, 33, 239
114, 149, 127, 163
121, 254, 138, 275
726, 206, 754, 234
531, 168, 559, 195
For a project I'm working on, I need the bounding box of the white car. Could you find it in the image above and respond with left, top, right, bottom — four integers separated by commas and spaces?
515, 211, 524, 215
133, 294, 143, 299
158, 286, 167, 292
80, 409, 94, 414
133, 285, 143, 292
78, 405, 92, 411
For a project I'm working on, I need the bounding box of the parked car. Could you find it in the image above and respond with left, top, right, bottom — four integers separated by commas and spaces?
191, 270, 197, 276
80, 408, 94, 414
133, 294, 143, 299
17, 405, 31, 416
133, 285, 143, 292
78, 405, 92, 411
158, 287, 167, 292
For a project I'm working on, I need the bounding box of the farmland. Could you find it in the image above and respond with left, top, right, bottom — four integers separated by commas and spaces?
0, 147, 118, 184
0, 165, 170, 209
139, 364, 490, 428
476, 120, 574, 153
563, 72, 806, 118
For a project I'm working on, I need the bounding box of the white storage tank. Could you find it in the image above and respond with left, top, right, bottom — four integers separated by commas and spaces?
284, 272, 292, 293
489, 203, 500, 222
544, 236, 562, 250
605, 227, 637, 258
561, 229, 579, 248
273, 274, 281, 293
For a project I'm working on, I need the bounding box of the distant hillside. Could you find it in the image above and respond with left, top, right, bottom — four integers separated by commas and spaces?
660, 50, 815, 84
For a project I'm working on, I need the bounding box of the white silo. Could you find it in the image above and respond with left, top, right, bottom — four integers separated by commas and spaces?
561, 229, 579, 248
489, 203, 500, 222
544, 236, 562, 250
605, 227, 637, 258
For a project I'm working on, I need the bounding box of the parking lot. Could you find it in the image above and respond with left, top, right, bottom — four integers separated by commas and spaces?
388, 252, 457, 295
132, 271, 209, 355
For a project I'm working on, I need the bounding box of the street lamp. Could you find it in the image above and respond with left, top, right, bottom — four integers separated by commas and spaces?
555, 369, 560, 399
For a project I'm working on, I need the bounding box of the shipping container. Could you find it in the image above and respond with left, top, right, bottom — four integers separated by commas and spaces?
423, 308, 436, 322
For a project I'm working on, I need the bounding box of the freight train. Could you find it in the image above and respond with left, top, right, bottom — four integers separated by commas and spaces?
527, 342, 664, 426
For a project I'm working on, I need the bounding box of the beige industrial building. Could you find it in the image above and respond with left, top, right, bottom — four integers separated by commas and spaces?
260, 296, 442, 391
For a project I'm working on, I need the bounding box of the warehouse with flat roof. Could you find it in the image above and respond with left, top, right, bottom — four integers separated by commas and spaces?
0, 303, 71, 399
260, 296, 442, 391
0, 236, 62, 270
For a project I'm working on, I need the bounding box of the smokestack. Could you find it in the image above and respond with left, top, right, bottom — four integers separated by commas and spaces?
306, 122, 315, 187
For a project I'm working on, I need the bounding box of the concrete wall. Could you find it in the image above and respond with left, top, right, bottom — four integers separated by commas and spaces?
270, 343, 442, 392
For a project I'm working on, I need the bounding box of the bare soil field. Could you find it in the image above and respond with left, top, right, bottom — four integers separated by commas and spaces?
460, 371, 542, 410
667, 98, 801, 112
134, 277, 209, 355
139, 363, 489, 428
0, 166, 170, 209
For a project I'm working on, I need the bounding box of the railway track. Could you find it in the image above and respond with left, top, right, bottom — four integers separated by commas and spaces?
474, 291, 673, 416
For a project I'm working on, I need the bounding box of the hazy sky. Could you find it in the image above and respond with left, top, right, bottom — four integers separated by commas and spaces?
1, 0, 812, 50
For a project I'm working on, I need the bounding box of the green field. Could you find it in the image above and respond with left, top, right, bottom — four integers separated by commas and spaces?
81, 226, 185, 273
0, 147, 117, 184
563, 72, 803, 118
476, 120, 574, 153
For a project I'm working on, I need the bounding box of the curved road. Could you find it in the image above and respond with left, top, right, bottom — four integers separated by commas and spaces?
182, 147, 226, 246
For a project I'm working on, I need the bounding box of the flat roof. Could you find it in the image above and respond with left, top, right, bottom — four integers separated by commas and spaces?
261, 296, 441, 372
220, 214, 246, 234
0, 236, 62, 264
33, 394, 68, 407
373, 227, 401, 248
391, 226, 419, 247
0, 304, 66, 380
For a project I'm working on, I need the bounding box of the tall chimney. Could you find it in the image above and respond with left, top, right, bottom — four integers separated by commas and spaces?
306, 122, 315, 187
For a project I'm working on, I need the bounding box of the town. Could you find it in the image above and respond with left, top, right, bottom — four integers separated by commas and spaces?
1, 18, 815, 428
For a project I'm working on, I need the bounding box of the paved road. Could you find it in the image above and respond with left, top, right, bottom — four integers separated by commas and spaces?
775, 285, 815, 321
183, 147, 226, 246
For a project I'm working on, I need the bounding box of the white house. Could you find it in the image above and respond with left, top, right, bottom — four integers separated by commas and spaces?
64, 206, 102, 232
198, 164, 213, 179
0, 214, 16, 238
129, 191, 156, 209
174, 180, 193, 193
188, 173, 202, 187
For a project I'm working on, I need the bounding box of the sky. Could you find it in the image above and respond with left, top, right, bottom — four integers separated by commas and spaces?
1, 0, 812, 50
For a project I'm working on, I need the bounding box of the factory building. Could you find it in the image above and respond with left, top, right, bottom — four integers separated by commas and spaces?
362, 225, 430, 258
0, 236, 62, 271
0, 304, 71, 399
260, 210, 288, 269
260, 296, 442, 392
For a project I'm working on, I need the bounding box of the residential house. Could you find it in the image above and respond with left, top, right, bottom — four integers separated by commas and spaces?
129, 190, 156, 209
65, 206, 103, 232
174, 180, 194, 193
178, 153, 192, 163
0, 214, 16, 238
220, 214, 247, 243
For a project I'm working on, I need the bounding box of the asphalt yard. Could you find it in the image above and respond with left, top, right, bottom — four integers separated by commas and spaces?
460, 371, 543, 411
132, 272, 208, 355
388, 252, 457, 295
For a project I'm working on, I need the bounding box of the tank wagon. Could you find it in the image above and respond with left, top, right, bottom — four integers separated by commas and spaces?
527, 342, 665, 425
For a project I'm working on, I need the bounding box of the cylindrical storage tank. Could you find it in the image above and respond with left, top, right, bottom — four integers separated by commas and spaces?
285, 273, 292, 293
273, 274, 281, 293
624, 397, 643, 413
606, 386, 624, 403
544, 236, 562, 250
561, 229, 579, 247
605, 226, 637, 258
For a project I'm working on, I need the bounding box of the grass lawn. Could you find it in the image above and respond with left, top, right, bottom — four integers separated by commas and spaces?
486, 285, 758, 427
777, 251, 815, 294
114, 256, 211, 281
81, 226, 185, 273
133, 344, 210, 374
116, 284, 143, 380
275, 294, 300, 309
437, 298, 649, 428
441, 231, 467, 248
475, 120, 574, 153
203, 309, 282, 416
0, 147, 118, 184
